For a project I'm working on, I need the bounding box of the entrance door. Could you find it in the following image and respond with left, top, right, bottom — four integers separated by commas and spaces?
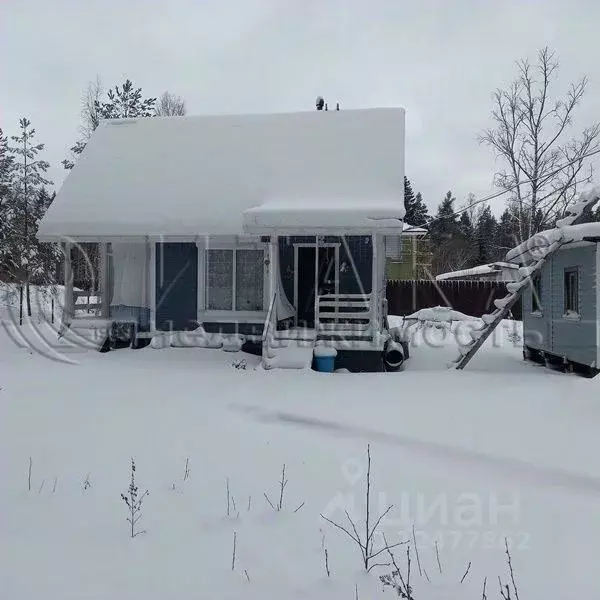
317, 246, 337, 296
155, 242, 198, 331
297, 247, 316, 327
296, 245, 338, 328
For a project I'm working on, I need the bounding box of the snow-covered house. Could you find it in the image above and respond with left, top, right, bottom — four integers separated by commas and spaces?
38, 108, 408, 371
507, 219, 600, 376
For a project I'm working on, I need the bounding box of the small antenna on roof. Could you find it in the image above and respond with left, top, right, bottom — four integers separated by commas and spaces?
316, 96, 325, 111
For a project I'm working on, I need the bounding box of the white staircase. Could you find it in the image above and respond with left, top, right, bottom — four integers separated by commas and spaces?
453, 189, 600, 370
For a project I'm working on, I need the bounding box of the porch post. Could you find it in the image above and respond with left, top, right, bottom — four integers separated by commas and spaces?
371, 233, 378, 332
99, 242, 109, 318
268, 235, 277, 301
314, 234, 319, 329
62, 241, 74, 326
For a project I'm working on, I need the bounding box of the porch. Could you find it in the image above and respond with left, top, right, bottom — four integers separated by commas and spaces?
58, 231, 392, 365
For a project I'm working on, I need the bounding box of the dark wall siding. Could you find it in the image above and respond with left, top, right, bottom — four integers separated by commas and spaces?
278, 235, 373, 306
338, 235, 372, 294
203, 321, 264, 336
155, 243, 198, 331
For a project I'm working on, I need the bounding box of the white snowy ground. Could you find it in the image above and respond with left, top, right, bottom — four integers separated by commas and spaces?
1, 311, 600, 599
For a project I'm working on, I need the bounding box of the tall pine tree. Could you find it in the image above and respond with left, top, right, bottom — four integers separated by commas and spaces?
458, 210, 477, 267
429, 191, 459, 243
0, 127, 15, 280
429, 191, 470, 273
403, 177, 429, 226
474, 204, 499, 265
8, 118, 52, 316
63, 78, 156, 169
96, 79, 156, 119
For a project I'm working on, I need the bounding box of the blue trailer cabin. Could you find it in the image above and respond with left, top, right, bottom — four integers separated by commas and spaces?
38, 108, 408, 371
521, 238, 600, 376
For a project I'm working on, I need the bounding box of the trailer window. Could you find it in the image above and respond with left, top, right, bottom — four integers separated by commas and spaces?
564, 268, 579, 314
531, 275, 542, 313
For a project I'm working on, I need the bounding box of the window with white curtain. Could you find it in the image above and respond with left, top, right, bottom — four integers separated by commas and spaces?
206, 248, 264, 311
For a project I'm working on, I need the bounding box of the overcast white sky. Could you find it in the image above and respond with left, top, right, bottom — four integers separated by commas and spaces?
2, 0, 599, 215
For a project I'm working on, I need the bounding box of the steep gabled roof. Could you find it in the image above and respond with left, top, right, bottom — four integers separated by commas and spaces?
38, 108, 405, 240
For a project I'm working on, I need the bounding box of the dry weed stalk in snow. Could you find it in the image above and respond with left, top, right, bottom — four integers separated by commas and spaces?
226, 477, 240, 519
120, 458, 148, 538
321, 444, 405, 571
231, 530, 237, 571
379, 534, 414, 599
264, 463, 287, 511
499, 539, 521, 600
264, 463, 305, 513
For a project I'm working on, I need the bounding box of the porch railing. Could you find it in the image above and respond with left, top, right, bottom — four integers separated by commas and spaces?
73, 290, 102, 317
316, 293, 373, 335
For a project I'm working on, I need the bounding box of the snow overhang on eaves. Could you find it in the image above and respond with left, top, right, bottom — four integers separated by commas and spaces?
242, 202, 405, 234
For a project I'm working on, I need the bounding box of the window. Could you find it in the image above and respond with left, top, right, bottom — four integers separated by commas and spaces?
564, 268, 579, 314
236, 249, 264, 311
206, 250, 233, 310
205, 248, 264, 311
531, 275, 542, 313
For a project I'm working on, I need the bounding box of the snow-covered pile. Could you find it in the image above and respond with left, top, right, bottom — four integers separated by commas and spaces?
436, 262, 519, 281
404, 306, 475, 323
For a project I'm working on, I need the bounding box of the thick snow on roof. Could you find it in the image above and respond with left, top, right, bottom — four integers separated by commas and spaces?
505, 185, 600, 263
435, 262, 519, 281
506, 221, 600, 264
401, 222, 428, 235
39, 108, 405, 240
242, 199, 404, 231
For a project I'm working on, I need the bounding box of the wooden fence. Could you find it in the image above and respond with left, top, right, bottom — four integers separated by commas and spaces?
386, 279, 522, 320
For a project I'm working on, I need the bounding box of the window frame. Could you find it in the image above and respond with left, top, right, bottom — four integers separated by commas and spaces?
531, 274, 543, 315
204, 245, 267, 314
563, 267, 579, 316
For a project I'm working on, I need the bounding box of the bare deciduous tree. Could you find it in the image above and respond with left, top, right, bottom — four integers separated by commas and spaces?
155, 91, 186, 117
62, 76, 103, 170
481, 47, 600, 240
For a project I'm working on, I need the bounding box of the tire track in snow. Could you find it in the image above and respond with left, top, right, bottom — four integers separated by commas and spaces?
233, 404, 600, 496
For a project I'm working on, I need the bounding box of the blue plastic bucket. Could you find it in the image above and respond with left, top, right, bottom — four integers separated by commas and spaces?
315, 355, 336, 373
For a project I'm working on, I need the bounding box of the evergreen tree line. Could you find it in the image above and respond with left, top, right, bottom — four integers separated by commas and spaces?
402, 176, 591, 275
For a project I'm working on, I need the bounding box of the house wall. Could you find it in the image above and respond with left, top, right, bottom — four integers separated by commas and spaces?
523, 243, 598, 366
108, 242, 151, 331
106, 235, 376, 337
387, 236, 432, 280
